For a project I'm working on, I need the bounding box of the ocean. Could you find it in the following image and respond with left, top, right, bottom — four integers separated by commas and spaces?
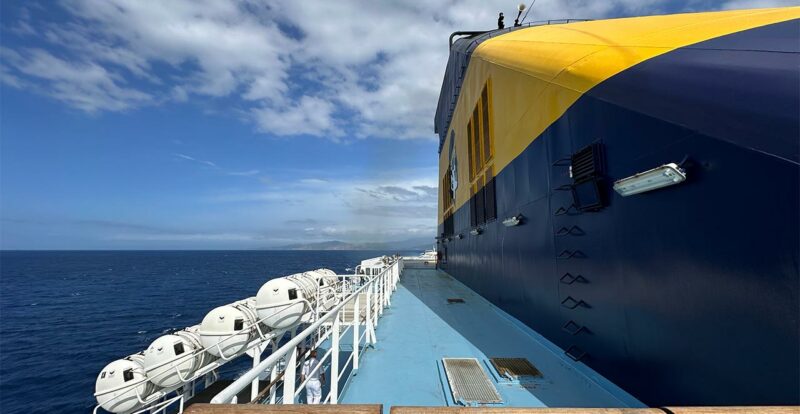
0, 250, 408, 414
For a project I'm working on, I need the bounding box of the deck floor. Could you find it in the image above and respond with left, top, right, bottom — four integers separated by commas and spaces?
340, 267, 641, 410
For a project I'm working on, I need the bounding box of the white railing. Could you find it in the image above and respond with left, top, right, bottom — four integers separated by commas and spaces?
210, 258, 403, 405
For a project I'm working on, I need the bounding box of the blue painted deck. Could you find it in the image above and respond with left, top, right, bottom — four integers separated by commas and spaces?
340, 266, 643, 410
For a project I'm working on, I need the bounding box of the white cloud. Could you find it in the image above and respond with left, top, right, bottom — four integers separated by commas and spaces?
721, 0, 797, 8
227, 169, 261, 177
299, 178, 329, 185
174, 153, 219, 168
5, 0, 766, 140
198, 168, 438, 243
252, 96, 338, 137
1, 47, 150, 112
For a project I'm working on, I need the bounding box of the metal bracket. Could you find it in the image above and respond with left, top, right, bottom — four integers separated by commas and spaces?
554, 204, 580, 216
562, 320, 587, 336
561, 296, 587, 309
565, 345, 587, 361
556, 226, 585, 236
557, 250, 586, 260
559, 273, 588, 285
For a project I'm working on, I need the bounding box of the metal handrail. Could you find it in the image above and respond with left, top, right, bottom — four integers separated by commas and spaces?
210, 258, 402, 404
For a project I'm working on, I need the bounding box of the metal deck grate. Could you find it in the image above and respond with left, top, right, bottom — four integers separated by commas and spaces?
490, 357, 543, 380
442, 358, 502, 405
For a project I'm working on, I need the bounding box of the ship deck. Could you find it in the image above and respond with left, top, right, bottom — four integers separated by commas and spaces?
340, 265, 642, 411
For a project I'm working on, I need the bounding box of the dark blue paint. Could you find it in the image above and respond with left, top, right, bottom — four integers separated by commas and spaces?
438, 21, 800, 406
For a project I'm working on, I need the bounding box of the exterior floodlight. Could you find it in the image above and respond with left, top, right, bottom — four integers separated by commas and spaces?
514, 4, 525, 26
456, 234, 464, 240
470, 228, 482, 236
613, 163, 686, 196
502, 214, 523, 227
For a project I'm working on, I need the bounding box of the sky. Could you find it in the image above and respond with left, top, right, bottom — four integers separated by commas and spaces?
0, 0, 792, 249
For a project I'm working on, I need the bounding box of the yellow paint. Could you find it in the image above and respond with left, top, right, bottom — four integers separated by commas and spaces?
438, 7, 800, 223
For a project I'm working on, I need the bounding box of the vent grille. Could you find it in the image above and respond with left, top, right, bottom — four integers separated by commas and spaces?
442, 358, 502, 405
571, 143, 605, 183
490, 357, 542, 380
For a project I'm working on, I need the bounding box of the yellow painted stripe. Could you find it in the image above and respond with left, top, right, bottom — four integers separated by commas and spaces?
439, 7, 800, 223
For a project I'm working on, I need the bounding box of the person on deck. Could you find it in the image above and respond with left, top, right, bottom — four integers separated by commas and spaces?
300, 349, 325, 404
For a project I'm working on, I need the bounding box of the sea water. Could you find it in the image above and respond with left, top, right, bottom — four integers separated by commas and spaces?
0, 250, 405, 413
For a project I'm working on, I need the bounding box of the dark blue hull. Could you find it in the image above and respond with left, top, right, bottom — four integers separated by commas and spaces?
437, 20, 800, 406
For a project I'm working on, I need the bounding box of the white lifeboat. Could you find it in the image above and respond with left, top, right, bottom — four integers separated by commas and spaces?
198, 301, 259, 359
143, 329, 211, 388
255, 269, 339, 329
94, 354, 154, 413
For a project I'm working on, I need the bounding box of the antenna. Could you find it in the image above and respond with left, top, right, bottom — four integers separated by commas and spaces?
520, 0, 536, 25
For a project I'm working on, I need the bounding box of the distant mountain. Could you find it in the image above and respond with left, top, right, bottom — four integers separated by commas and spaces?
276, 237, 433, 251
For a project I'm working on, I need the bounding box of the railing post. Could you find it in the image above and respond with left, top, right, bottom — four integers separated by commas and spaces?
283, 346, 297, 404
365, 286, 375, 345
205, 371, 214, 388
250, 343, 265, 403
353, 293, 360, 371
269, 361, 278, 403
331, 310, 340, 404
181, 382, 191, 402
378, 275, 384, 316
386, 268, 394, 306
384, 271, 390, 307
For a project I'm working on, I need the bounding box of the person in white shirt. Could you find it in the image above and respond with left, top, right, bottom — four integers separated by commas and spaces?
300, 349, 325, 404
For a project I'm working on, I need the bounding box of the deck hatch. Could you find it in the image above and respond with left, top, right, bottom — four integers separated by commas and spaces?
489, 357, 543, 380
442, 358, 502, 405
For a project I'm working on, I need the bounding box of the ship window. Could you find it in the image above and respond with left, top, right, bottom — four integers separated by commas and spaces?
123, 369, 134, 382
101, 372, 106, 379
234, 318, 244, 331
467, 81, 496, 228
173, 342, 185, 355
442, 166, 454, 215
472, 109, 481, 172
481, 86, 492, 164
467, 123, 475, 180
288, 288, 298, 300
319, 279, 325, 286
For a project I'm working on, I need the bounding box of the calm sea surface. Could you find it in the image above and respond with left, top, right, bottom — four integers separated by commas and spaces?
0, 250, 409, 414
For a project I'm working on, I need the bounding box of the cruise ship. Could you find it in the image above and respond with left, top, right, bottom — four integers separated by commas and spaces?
92, 7, 799, 414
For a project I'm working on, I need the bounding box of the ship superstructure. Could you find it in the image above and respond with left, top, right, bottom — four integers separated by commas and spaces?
434, 7, 799, 406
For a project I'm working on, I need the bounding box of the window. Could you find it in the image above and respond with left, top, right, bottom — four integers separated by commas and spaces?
123, 369, 134, 382
442, 165, 455, 237
467, 82, 496, 227
174, 342, 185, 355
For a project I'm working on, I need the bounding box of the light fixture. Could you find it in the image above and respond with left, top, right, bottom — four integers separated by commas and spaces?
502, 214, 524, 227
514, 3, 526, 27
456, 234, 463, 240
469, 228, 482, 236
613, 163, 687, 196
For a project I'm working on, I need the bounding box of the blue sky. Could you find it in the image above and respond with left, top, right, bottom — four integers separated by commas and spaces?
0, 0, 790, 249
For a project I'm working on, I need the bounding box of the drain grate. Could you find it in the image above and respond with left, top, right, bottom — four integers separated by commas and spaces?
490, 357, 542, 380
442, 358, 502, 405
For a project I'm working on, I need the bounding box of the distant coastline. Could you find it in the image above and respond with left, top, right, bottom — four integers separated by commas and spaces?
275, 238, 432, 251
